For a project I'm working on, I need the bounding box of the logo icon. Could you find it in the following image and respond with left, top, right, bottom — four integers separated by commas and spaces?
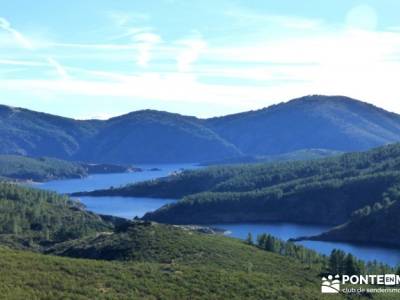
385, 274, 396, 286
321, 275, 340, 293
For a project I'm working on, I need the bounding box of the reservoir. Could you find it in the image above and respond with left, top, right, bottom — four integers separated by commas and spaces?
32, 165, 400, 267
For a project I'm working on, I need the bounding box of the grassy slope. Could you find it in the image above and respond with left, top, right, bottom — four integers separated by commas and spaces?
0, 245, 340, 300
48, 222, 311, 267
2, 230, 398, 300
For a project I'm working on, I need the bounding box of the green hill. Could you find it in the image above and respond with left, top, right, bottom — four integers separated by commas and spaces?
0, 154, 141, 182
0, 182, 114, 250
85, 110, 241, 164
49, 221, 308, 266
0, 244, 337, 300
0, 155, 87, 181
202, 148, 342, 166
308, 197, 400, 247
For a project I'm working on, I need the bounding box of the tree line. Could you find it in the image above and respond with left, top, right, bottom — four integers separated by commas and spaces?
246, 232, 398, 275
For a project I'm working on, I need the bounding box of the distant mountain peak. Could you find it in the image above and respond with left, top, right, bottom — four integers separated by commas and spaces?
275, 95, 370, 109
206, 95, 400, 156
282, 95, 395, 115
108, 108, 198, 122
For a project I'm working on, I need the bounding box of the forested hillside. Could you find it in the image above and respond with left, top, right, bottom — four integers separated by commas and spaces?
0, 154, 141, 182
0, 104, 99, 159
202, 148, 342, 166
0, 182, 114, 250
141, 143, 400, 226
0, 105, 240, 164
205, 95, 400, 155
77, 143, 400, 230
0, 155, 87, 181
85, 110, 241, 164
308, 194, 400, 247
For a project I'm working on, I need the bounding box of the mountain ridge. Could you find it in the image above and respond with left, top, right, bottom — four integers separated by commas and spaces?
2, 95, 400, 163
2, 95, 399, 123
205, 95, 400, 155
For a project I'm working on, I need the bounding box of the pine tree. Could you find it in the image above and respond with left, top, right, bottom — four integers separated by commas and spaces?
265, 235, 275, 252
345, 254, 360, 275
257, 234, 267, 248
245, 232, 253, 245
395, 265, 400, 275
329, 249, 346, 275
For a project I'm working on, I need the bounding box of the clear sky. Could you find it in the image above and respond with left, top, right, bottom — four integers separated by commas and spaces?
1, 0, 400, 119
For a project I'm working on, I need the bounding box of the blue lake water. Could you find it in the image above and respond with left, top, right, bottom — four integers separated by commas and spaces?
212, 223, 400, 266
33, 164, 192, 218
74, 196, 176, 219
30, 165, 400, 267
210, 223, 330, 241
34, 164, 197, 194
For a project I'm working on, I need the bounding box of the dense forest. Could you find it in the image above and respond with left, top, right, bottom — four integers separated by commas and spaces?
77, 143, 400, 229
308, 193, 400, 246
202, 148, 342, 166
250, 233, 397, 276
0, 182, 116, 250
0, 155, 87, 181
0, 155, 139, 182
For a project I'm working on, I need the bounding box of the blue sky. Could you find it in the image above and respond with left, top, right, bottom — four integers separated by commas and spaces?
1, 0, 400, 119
